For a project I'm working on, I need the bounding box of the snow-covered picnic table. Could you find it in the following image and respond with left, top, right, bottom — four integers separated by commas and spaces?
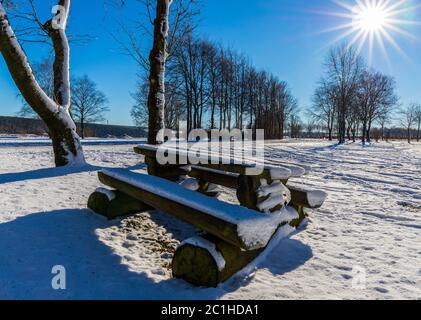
88, 144, 327, 287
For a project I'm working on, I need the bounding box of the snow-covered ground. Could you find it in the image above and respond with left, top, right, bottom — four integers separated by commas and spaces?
0, 139, 420, 299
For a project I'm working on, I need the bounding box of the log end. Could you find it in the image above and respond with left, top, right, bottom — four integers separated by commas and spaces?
172, 243, 220, 288
88, 189, 150, 220
88, 191, 110, 218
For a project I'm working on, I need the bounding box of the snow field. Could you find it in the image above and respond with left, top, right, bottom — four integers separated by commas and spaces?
0, 140, 420, 299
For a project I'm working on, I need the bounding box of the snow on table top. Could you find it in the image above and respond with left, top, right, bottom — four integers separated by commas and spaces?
137, 144, 294, 179
102, 168, 289, 250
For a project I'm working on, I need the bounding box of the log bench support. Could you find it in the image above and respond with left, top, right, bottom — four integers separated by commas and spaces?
172, 234, 264, 288
88, 189, 151, 220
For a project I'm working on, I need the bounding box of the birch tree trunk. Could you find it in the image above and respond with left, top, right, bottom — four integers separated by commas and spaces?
147, 0, 172, 145
0, 0, 84, 167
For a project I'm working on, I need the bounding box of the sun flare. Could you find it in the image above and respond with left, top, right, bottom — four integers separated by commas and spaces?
321, 0, 421, 64
354, 4, 388, 32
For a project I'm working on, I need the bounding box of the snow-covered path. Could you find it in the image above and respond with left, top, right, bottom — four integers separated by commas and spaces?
0, 140, 420, 299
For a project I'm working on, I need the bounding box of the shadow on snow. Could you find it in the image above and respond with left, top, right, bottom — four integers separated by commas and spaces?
0, 163, 146, 185
0, 209, 312, 300
0, 154, 312, 299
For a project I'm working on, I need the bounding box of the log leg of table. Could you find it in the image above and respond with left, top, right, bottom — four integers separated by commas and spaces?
236, 175, 264, 210
197, 179, 210, 194
289, 203, 306, 227
172, 234, 263, 288
196, 180, 221, 198
88, 190, 151, 220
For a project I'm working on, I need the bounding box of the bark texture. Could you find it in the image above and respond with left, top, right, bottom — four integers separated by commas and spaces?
147, 0, 172, 144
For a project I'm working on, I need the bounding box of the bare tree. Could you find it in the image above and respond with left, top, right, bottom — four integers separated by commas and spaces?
0, 0, 84, 166
306, 119, 317, 138
415, 104, 421, 142
346, 99, 359, 142
288, 112, 302, 139
401, 104, 417, 144
312, 80, 337, 141
71, 75, 109, 139
377, 111, 391, 141
131, 72, 184, 130
324, 45, 364, 144
131, 80, 149, 128
116, 0, 199, 143
115, 0, 199, 72
313, 45, 398, 145
357, 70, 398, 145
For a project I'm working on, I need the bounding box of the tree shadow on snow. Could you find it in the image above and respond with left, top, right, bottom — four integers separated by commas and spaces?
0, 209, 312, 300
0, 163, 146, 185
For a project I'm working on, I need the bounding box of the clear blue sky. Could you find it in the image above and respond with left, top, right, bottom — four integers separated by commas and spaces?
1, 0, 420, 126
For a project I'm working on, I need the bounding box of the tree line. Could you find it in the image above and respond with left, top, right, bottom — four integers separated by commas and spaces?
310, 45, 421, 144
131, 32, 299, 140
121, 0, 298, 140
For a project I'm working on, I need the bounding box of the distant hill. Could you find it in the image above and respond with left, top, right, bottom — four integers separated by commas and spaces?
0, 116, 146, 138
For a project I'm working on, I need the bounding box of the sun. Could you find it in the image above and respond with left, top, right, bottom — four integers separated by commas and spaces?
354, 4, 388, 32
319, 0, 421, 64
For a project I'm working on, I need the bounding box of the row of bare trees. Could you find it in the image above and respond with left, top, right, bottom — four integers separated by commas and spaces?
131, 33, 298, 139
401, 103, 421, 143
311, 45, 399, 145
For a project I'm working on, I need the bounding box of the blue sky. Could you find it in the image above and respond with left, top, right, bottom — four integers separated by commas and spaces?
1, 0, 421, 126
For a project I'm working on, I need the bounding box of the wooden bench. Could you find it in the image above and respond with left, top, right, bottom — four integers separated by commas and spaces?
89, 168, 296, 287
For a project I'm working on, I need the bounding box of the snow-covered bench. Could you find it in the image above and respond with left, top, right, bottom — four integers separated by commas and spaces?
88, 168, 298, 287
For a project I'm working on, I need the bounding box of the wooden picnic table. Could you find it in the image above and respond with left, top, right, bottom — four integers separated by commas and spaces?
87, 143, 327, 287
